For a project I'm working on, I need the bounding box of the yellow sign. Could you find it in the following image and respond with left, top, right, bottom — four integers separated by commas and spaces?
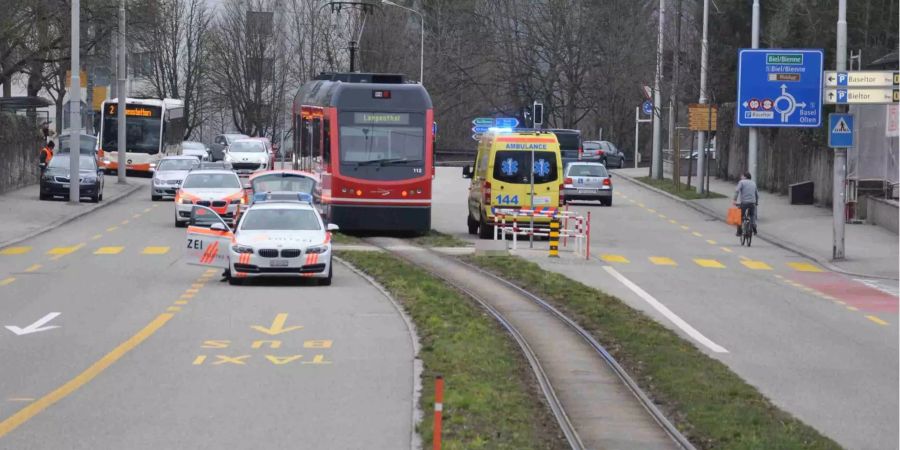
91, 86, 107, 110
688, 104, 718, 131
64, 70, 88, 88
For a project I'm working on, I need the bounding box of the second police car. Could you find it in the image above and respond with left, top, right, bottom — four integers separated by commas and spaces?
174, 169, 246, 227
184, 192, 338, 286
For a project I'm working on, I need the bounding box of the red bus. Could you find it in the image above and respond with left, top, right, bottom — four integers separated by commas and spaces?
292, 73, 433, 234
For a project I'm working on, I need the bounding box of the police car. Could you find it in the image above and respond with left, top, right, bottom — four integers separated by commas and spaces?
184, 192, 338, 286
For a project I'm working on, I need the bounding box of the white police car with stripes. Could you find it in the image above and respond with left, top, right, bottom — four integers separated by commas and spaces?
184, 192, 338, 285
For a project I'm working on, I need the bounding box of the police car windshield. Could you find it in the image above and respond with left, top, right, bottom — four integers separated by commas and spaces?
240, 209, 321, 231
158, 159, 198, 171
252, 175, 315, 193
182, 173, 241, 189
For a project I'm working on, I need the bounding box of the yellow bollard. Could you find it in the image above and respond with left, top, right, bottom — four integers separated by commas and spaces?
549, 217, 560, 258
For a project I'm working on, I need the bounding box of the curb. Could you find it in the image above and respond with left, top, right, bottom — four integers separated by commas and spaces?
0, 182, 142, 250
615, 171, 898, 281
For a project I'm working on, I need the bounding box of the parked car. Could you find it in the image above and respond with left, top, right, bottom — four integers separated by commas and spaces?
548, 129, 582, 169
562, 162, 612, 206
181, 141, 210, 161
583, 140, 625, 168
56, 132, 99, 165
152, 156, 200, 201
40, 153, 105, 202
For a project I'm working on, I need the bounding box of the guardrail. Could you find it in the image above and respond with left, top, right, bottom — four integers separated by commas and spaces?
493, 207, 591, 259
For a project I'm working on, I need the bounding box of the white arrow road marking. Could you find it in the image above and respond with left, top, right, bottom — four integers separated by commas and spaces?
5, 312, 61, 336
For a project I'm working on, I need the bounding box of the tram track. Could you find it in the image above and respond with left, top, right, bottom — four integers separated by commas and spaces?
364, 237, 694, 450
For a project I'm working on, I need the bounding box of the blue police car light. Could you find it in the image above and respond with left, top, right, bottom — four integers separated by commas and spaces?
252, 192, 269, 203
297, 193, 313, 203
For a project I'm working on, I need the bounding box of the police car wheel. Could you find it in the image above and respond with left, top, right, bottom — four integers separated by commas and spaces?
318, 264, 333, 286
228, 276, 243, 286
151, 195, 161, 201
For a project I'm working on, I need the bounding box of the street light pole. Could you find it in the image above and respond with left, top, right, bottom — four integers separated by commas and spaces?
833, 0, 847, 260
117, 0, 127, 184
695, 0, 710, 194
651, 0, 665, 180
69, 0, 81, 203
382, 0, 424, 84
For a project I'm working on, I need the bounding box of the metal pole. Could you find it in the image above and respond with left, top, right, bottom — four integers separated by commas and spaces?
117, 0, 127, 183
651, 0, 665, 179
833, 0, 847, 260
418, 12, 424, 84
696, 0, 710, 193
69, 0, 81, 203
529, 146, 535, 248
634, 106, 640, 168
747, 0, 760, 183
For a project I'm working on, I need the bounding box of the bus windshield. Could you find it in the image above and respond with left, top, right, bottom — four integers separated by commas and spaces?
101, 104, 162, 154
339, 112, 424, 165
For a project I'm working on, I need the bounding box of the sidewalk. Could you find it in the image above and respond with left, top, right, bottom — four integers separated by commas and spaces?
616, 168, 899, 280
0, 180, 143, 249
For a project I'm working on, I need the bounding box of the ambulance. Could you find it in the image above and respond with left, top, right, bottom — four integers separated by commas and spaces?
462, 130, 563, 239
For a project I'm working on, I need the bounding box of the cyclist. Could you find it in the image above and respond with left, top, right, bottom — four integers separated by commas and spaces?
733, 171, 758, 236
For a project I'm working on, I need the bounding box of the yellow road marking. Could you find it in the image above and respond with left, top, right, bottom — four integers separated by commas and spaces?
94, 246, 124, 255
152, 204, 160, 208
647, 208, 656, 213
90, 234, 103, 241
658, 214, 667, 219
787, 262, 823, 273
833, 300, 846, 305
720, 247, 733, 253
0, 277, 15, 286
637, 202, 646, 208
774, 274, 784, 279
694, 258, 726, 269
166, 306, 181, 312
0, 247, 31, 255
741, 260, 773, 270
24, 264, 42, 273
865, 315, 888, 326
600, 254, 630, 264
120, 220, 129, 225
192, 355, 207, 365
106, 226, 118, 232
846, 306, 859, 311
669, 219, 678, 224
142, 246, 170, 255
706, 239, 717, 245
649, 256, 677, 266
692, 231, 703, 237
185, 288, 199, 294
0, 313, 174, 437
47, 244, 84, 257
143, 208, 151, 213
191, 283, 204, 289
628, 199, 636, 203
205, 269, 218, 274
739, 255, 750, 261
180, 294, 195, 299
680, 225, 690, 230
174, 300, 188, 305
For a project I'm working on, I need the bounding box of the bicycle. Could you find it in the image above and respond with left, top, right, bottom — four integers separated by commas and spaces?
739, 207, 753, 247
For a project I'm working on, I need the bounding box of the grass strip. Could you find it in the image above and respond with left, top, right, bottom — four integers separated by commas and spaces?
412, 230, 472, 248
339, 251, 565, 450
330, 232, 361, 244
466, 255, 841, 450
637, 176, 727, 200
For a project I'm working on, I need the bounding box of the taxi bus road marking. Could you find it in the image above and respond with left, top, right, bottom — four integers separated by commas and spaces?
251, 313, 304, 336
167, 306, 181, 312
680, 225, 690, 231
866, 315, 888, 326
691, 231, 703, 237
787, 262, 823, 273
603, 266, 729, 353
142, 246, 170, 255
47, 244, 85, 260
192, 355, 207, 365
191, 283, 204, 289
174, 300, 189, 305
94, 246, 124, 255
24, 264, 42, 273
302, 354, 332, 365
0, 247, 31, 255
265, 355, 302, 365
706, 240, 717, 245
0, 313, 174, 438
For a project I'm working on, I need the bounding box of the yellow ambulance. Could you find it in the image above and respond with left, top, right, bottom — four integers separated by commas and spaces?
462, 130, 563, 239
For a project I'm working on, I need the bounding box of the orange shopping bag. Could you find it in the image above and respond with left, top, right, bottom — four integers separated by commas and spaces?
726, 207, 742, 225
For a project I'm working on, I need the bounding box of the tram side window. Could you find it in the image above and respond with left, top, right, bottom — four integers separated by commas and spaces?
322, 117, 331, 166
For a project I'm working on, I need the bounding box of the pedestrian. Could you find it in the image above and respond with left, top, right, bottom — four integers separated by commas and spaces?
733, 171, 758, 236
39, 140, 55, 173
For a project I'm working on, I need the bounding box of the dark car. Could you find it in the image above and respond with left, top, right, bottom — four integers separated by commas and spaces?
548, 129, 582, 169
583, 140, 625, 168
40, 154, 105, 202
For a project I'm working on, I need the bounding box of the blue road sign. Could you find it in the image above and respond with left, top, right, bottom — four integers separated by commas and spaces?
472, 126, 490, 133
472, 117, 494, 126
641, 100, 653, 115
828, 113, 854, 148
737, 49, 823, 127
494, 117, 520, 128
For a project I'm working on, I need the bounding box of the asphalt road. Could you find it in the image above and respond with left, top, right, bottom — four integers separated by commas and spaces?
432, 166, 899, 450
0, 179, 417, 449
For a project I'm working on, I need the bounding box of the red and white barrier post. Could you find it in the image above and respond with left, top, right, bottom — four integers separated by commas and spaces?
586, 211, 592, 260
433, 375, 444, 450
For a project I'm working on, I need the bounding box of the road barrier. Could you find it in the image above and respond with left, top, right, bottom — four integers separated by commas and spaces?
493, 207, 590, 259
433, 375, 444, 450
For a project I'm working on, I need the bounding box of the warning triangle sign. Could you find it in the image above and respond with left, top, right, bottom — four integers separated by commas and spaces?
832, 118, 851, 133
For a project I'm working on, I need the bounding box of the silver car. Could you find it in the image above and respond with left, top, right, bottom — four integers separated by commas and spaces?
181, 141, 210, 161
151, 156, 200, 201
562, 162, 613, 206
